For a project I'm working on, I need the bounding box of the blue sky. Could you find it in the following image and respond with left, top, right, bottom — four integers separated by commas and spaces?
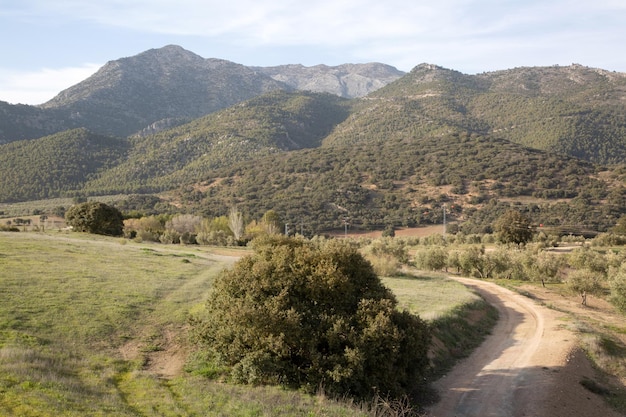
1, 0, 625, 105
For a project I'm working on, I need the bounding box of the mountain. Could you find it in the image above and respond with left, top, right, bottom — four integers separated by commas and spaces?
4, 47, 625, 164
39, 45, 291, 138
0, 45, 402, 143
253, 63, 405, 98
324, 63, 626, 163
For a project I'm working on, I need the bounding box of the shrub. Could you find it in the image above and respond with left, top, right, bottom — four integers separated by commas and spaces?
365, 237, 409, 264
159, 229, 181, 244
65, 201, 124, 236
366, 253, 400, 277
414, 246, 448, 271
194, 236, 431, 401
123, 215, 165, 242
382, 225, 395, 237
0, 224, 19, 232
592, 233, 626, 247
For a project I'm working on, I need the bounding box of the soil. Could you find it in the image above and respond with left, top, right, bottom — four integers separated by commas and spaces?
426, 277, 625, 417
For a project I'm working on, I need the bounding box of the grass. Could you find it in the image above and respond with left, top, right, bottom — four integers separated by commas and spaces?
383, 271, 499, 382
0, 232, 486, 416
383, 272, 481, 320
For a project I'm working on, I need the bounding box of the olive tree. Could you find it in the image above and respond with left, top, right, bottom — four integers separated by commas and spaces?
567, 269, 603, 306
65, 201, 124, 236
414, 246, 448, 271
609, 264, 626, 312
194, 235, 430, 400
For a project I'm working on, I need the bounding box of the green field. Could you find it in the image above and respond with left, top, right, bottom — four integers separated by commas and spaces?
0, 232, 486, 416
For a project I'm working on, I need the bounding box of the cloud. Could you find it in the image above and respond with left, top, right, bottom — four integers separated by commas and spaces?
0, 64, 100, 105
3, 0, 625, 81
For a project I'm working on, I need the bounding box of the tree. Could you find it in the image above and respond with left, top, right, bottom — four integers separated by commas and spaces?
610, 215, 626, 235
65, 201, 124, 236
261, 210, 282, 235
414, 246, 448, 271
228, 206, 244, 241
520, 250, 564, 286
567, 269, 603, 306
193, 236, 430, 401
567, 246, 608, 276
494, 210, 533, 245
164, 214, 203, 244
609, 264, 626, 312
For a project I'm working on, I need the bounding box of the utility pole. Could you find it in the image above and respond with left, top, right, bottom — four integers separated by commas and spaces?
343, 216, 349, 237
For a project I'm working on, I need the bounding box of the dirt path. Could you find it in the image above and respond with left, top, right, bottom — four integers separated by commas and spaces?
426, 277, 622, 417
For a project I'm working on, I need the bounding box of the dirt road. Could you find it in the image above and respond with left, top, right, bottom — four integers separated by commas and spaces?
426, 277, 622, 417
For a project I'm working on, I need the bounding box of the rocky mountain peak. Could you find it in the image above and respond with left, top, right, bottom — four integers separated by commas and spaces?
253, 62, 404, 98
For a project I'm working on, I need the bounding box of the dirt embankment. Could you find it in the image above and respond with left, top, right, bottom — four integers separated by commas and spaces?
426, 278, 624, 417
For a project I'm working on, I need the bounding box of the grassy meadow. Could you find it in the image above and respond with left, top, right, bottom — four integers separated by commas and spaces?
0, 231, 487, 416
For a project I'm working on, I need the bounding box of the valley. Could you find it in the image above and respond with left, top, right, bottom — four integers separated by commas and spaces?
2, 45, 626, 415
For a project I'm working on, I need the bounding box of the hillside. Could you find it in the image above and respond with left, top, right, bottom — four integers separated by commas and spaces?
0, 128, 129, 202
325, 63, 626, 163
79, 91, 351, 195
0, 101, 72, 145
170, 133, 623, 234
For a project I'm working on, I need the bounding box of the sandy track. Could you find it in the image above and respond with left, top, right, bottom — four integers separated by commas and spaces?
426, 277, 622, 417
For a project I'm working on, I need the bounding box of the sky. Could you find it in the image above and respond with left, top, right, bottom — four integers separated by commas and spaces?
1, 0, 625, 105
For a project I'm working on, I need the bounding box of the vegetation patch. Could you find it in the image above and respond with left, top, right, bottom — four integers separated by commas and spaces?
191, 235, 431, 401
428, 299, 499, 378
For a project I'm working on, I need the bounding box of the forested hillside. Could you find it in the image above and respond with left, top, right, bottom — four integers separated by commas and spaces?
325, 64, 626, 163
171, 133, 624, 234
0, 129, 129, 202
0, 101, 72, 144
81, 91, 351, 195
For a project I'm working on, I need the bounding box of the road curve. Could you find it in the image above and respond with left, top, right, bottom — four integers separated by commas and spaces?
424, 277, 613, 417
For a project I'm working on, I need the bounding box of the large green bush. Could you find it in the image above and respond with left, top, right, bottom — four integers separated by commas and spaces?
194, 236, 430, 400
65, 201, 124, 236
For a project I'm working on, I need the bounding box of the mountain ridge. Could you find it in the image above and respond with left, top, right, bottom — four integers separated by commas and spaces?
322, 62, 626, 163
0, 45, 404, 142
